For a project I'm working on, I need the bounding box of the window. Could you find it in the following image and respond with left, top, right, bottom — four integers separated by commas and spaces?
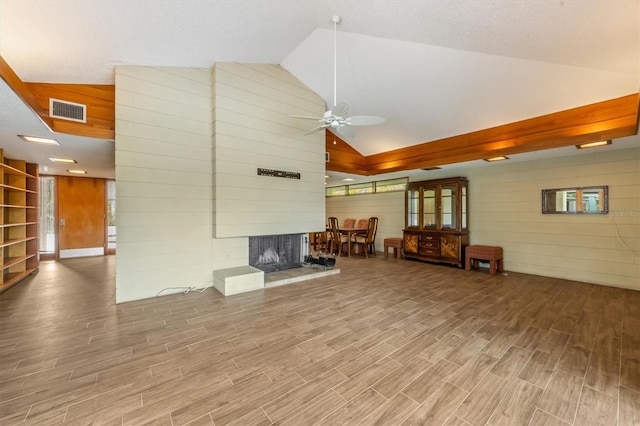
326, 177, 408, 197
38, 177, 55, 254
107, 180, 116, 250
348, 182, 374, 195
326, 186, 347, 197
376, 178, 407, 193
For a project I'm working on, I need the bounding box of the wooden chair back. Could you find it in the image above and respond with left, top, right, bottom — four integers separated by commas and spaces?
356, 218, 369, 229
342, 218, 356, 229
366, 217, 378, 243
327, 216, 342, 255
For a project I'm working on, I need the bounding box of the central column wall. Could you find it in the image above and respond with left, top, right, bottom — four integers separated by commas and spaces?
115, 64, 327, 302
212, 63, 326, 239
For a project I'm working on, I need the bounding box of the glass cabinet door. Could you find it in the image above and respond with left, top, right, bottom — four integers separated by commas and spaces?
461, 185, 468, 230
423, 187, 437, 228
440, 185, 457, 230
407, 188, 419, 227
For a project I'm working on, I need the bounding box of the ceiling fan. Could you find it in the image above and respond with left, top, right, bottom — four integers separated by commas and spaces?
291, 15, 385, 138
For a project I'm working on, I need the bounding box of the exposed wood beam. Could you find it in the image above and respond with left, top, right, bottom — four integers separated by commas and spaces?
26, 82, 115, 139
326, 93, 639, 176
0, 55, 115, 140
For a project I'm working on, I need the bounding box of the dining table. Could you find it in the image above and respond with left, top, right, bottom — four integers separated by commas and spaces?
337, 226, 368, 257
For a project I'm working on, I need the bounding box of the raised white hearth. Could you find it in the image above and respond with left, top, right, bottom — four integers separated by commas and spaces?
213, 266, 264, 296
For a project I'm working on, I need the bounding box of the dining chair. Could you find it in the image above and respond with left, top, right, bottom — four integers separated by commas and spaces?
327, 216, 348, 256
311, 230, 328, 252
356, 218, 368, 229
352, 216, 378, 258
342, 218, 356, 229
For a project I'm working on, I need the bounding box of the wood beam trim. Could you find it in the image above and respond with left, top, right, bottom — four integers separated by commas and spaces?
26, 82, 115, 139
365, 94, 639, 174
326, 130, 367, 174
367, 94, 638, 165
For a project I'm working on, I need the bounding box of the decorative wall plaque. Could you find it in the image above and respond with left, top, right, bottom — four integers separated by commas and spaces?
257, 168, 301, 180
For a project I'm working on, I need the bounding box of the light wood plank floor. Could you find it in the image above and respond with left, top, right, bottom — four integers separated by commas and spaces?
1, 255, 639, 425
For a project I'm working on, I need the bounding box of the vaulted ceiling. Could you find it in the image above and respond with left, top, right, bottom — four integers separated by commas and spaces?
0, 0, 638, 182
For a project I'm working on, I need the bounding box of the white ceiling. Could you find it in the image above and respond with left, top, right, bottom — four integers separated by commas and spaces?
0, 0, 638, 180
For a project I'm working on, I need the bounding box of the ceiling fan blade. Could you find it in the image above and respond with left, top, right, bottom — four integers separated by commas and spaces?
304, 124, 330, 135
331, 101, 350, 118
336, 125, 355, 138
290, 114, 324, 121
345, 115, 386, 126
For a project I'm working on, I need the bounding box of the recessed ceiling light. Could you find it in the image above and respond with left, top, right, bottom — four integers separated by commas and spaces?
67, 169, 87, 174
19, 135, 60, 145
342, 178, 355, 182
483, 156, 509, 162
325, 175, 331, 178
49, 157, 77, 163
576, 140, 611, 149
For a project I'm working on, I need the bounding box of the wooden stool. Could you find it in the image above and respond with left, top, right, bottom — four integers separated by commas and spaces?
384, 238, 403, 259
465, 245, 503, 275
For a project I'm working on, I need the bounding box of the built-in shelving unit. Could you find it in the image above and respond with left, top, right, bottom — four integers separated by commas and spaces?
0, 149, 39, 293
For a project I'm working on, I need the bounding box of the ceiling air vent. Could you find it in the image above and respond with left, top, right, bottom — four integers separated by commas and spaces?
49, 98, 87, 123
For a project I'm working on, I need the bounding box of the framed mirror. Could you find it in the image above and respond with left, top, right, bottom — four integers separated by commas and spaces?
542, 186, 608, 214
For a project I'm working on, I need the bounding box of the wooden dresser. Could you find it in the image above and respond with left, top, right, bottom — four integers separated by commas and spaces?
403, 177, 469, 268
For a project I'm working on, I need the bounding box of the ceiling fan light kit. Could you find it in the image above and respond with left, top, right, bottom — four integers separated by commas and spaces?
291, 15, 385, 137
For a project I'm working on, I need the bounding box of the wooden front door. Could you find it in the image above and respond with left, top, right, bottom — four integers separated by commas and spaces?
58, 176, 106, 256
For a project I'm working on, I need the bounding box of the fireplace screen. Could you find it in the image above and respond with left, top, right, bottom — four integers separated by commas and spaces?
249, 234, 304, 273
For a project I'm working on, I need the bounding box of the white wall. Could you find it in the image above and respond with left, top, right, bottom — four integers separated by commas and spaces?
115, 64, 326, 303
327, 147, 640, 290
115, 66, 214, 303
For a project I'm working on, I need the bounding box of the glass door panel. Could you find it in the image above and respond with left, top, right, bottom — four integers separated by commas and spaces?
461, 185, 467, 230
38, 176, 55, 256
441, 185, 456, 229
423, 188, 436, 228
407, 189, 419, 227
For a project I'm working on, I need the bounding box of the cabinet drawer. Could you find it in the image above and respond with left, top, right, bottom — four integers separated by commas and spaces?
421, 240, 439, 249
422, 233, 439, 241
420, 248, 440, 256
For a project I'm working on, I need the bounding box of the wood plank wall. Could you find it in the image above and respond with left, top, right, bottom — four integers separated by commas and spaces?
212, 63, 326, 238
327, 146, 640, 290
115, 64, 327, 302
115, 66, 215, 302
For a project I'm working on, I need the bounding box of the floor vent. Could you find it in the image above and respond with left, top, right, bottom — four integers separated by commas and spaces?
49, 98, 86, 123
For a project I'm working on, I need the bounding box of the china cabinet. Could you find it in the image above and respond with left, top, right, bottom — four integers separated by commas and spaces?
403, 177, 468, 267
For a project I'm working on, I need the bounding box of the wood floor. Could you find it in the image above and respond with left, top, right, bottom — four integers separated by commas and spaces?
1, 255, 639, 425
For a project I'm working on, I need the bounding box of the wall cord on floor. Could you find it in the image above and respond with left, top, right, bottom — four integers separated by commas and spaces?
155, 282, 212, 297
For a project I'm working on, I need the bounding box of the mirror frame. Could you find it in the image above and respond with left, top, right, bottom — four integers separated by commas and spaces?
542, 186, 609, 214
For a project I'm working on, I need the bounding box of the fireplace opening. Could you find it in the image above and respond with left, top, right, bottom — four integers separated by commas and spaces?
249, 234, 305, 273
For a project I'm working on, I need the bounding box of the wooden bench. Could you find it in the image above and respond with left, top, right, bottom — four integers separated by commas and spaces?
465, 245, 503, 275
383, 238, 403, 259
